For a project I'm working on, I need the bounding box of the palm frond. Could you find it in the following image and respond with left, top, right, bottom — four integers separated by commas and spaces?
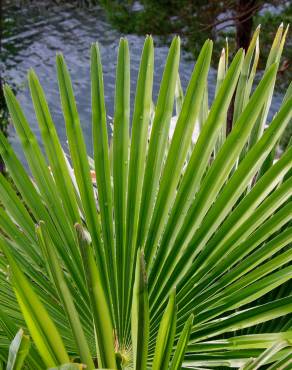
0, 25, 291, 369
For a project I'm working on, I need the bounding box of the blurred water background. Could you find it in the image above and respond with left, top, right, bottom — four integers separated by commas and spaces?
1, 0, 290, 163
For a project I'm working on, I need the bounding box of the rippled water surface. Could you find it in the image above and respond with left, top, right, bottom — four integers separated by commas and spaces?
2, 1, 283, 163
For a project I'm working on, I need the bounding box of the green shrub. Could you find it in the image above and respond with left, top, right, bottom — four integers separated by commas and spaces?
0, 25, 291, 369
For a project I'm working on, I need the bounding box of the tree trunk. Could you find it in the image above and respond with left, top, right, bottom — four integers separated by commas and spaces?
227, 0, 257, 135
235, 0, 257, 51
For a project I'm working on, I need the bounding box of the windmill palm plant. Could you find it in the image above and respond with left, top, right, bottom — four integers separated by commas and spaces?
0, 24, 291, 369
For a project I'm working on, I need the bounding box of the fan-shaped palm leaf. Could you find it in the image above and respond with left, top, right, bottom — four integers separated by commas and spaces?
0, 26, 291, 369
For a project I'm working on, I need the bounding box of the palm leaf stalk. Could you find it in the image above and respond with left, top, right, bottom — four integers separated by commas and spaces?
0, 26, 291, 369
